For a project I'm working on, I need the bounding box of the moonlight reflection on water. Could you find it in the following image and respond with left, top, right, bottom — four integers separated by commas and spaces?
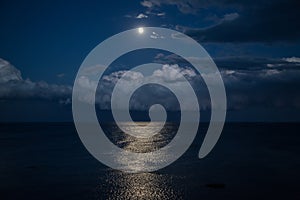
97, 122, 185, 199
103, 122, 179, 153
97, 171, 185, 200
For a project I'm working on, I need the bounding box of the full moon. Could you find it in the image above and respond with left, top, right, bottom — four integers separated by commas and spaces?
138, 27, 144, 34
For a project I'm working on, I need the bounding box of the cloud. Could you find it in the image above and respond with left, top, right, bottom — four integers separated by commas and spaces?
136, 13, 148, 19
150, 31, 165, 39
0, 58, 22, 83
0, 58, 71, 102
266, 63, 283, 68
152, 54, 300, 110
2, 56, 300, 118
140, 0, 207, 14
282, 57, 300, 63
222, 68, 300, 110
152, 64, 196, 82
156, 12, 165, 16
202, 12, 240, 27
75, 64, 199, 110
222, 13, 239, 22
81, 58, 300, 112
148, 0, 300, 42
125, 11, 164, 19
154, 53, 300, 71
141, 0, 154, 8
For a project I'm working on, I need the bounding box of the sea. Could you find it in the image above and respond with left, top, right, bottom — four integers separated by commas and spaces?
0, 122, 299, 199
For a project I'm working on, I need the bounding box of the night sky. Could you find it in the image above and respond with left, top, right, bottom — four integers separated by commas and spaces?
0, 0, 300, 121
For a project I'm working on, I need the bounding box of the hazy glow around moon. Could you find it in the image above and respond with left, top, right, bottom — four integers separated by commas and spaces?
138, 27, 144, 34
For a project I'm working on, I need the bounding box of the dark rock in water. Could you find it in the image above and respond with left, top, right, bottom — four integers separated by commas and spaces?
205, 183, 226, 189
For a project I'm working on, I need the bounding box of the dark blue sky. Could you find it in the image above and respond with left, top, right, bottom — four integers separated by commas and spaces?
0, 0, 300, 121
1, 0, 299, 84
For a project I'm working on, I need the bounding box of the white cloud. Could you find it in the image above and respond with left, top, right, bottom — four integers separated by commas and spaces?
157, 12, 165, 16
282, 57, 300, 63
264, 69, 280, 76
0, 58, 71, 101
100, 64, 196, 84
2, 57, 300, 113
222, 13, 239, 21
136, 13, 148, 19
150, 31, 165, 39
266, 63, 284, 68
0, 58, 22, 83
224, 70, 235, 75
90, 64, 200, 111
141, 0, 154, 8
78, 75, 97, 89
152, 64, 196, 82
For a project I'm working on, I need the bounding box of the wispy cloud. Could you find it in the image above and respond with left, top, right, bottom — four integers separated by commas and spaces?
145, 0, 300, 42
282, 57, 300, 63
140, 0, 154, 8
222, 12, 239, 22
136, 13, 148, 19
140, 0, 201, 14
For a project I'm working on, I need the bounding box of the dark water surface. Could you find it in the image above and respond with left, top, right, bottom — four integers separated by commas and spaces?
0, 123, 299, 199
